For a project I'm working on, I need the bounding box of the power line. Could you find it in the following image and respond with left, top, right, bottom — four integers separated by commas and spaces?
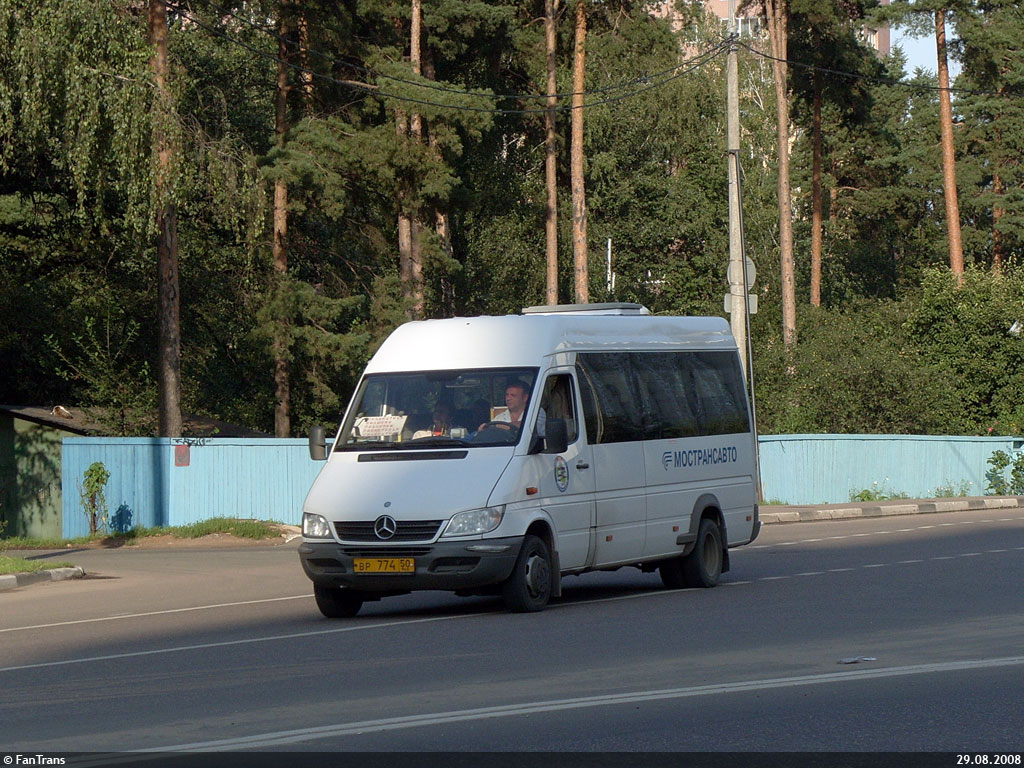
179, 0, 731, 103
734, 38, 1007, 98
164, 0, 731, 115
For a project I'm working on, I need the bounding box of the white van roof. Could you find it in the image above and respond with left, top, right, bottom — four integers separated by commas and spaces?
365, 307, 736, 373
521, 302, 651, 316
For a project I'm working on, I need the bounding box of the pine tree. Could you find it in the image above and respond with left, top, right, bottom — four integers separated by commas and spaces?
956, 0, 1024, 270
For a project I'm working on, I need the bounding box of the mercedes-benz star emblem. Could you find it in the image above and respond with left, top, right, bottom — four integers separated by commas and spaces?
374, 515, 397, 540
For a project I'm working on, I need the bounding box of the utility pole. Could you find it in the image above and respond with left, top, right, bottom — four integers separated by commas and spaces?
544, 0, 559, 305
726, 0, 749, 375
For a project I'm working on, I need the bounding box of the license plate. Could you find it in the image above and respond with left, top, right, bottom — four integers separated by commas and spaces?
353, 557, 415, 574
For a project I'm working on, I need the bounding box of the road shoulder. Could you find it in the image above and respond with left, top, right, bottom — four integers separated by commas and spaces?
760, 495, 1024, 523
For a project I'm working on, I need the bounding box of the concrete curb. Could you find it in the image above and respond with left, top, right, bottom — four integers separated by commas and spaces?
0, 566, 86, 592
760, 496, 1024, 524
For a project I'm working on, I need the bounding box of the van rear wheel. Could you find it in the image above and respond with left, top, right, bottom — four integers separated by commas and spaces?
501, 534, 552, 612
314, 584, 364, 618
682, 518, 723, 588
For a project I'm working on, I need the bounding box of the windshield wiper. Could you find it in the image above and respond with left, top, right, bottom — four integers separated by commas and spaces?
404, 437, 468, 447
334, 441, 403, 452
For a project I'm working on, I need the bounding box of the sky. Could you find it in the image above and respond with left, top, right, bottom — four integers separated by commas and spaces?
892, 26, 963, 79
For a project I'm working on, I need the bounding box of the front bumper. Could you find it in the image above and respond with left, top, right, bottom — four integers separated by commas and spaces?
298, 536, 521, 592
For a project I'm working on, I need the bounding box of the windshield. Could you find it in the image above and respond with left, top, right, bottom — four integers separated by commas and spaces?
334, 368, 540, 451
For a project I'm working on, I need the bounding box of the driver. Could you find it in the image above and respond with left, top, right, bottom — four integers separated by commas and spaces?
481, 382, 545, 435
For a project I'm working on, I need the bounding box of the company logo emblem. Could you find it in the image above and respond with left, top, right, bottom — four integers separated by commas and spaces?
373, 515, 397, 540
662, 451, 673, 470
554, 456, 569, 493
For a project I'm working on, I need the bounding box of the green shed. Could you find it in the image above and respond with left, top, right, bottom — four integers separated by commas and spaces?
0, 405, 90, 539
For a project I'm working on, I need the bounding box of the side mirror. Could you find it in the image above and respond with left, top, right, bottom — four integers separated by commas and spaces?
543, 418, 569, 455
308, 425, 327, 461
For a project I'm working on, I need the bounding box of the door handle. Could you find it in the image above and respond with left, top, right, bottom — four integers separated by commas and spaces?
576, 462, 590, 470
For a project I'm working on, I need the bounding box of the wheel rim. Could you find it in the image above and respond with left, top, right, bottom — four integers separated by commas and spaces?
524, 553, 550, 599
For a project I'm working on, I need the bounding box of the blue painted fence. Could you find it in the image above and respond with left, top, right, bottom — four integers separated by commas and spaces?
61, 437, 328, 539
758, 434, 1024, 505
61, 434, 1024, 537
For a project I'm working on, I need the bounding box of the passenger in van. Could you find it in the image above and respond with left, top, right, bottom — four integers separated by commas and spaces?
412, 402, 454, 438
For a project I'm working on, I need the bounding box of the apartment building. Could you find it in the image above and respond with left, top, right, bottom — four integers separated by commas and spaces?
654, 0, 890, 57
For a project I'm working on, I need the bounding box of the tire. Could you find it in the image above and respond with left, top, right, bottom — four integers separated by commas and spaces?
658, 558, 686, 589
501, 534, 553, 613
681, 518, 724, 588
314, 584, 364, 618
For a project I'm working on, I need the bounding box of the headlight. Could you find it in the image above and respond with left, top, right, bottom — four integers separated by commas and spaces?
303, 512, 333, 538
441, 505, 505, 538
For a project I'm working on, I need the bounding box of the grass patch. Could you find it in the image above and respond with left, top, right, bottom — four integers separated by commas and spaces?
0, 555, 75, 575
0, 534, 97, 549
1, 518, 282, 549
141, 517, 280, 540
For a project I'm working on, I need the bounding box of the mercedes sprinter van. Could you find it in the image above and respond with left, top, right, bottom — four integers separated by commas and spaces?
299, 303, 760, 616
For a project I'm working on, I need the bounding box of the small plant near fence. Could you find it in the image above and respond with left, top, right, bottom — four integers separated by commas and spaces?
79, 461, 111, 535
985, 450, 1024, 495
849, 480, 910, 502
933, 480, 974, 498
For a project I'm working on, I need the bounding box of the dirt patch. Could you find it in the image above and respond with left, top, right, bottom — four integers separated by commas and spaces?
61, 524, 302, 550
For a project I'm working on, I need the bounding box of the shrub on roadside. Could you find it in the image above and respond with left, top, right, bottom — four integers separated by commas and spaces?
905, 268, 1024, 435
985, 450, 1024, 495
754, 300, 963, 434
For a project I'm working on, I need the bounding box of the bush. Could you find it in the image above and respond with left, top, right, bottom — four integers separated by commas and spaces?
79, 461, 110, 535
985, 450, 1024, 495
905, 268, 1024, 435
751, 266, 1024, 436
753, 300, 963, 434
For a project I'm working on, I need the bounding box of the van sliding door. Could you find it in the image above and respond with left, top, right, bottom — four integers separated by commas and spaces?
576, 354, 647, 567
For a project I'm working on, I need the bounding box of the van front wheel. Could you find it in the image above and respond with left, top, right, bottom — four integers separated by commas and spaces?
502, 534, 552, 612
682, 518, 724, 588
314, 584, 364, 618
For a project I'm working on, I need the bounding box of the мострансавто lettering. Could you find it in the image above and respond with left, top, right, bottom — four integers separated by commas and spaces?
662, 446, 738, 470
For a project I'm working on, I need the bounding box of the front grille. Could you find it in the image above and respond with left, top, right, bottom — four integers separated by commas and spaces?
335, 520, 443, 542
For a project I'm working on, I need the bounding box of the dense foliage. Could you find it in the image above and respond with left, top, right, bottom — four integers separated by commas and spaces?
0, 0, 1022, 436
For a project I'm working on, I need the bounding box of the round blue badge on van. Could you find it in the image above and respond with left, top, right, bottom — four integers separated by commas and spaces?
554, 456, 569, 493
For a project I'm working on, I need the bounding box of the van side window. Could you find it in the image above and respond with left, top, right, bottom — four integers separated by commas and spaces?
687, 352, 750, 435
576, 351, 750, 443
575, 353, 644, 444
631, 352, 700, 439
576, 363, 601, 443
539, 374, 579, 443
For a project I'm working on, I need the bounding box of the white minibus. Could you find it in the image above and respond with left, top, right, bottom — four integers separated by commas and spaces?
299, 303, 760, 616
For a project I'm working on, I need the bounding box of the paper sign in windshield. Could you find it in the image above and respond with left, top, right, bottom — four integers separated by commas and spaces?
354, 415, 408, 438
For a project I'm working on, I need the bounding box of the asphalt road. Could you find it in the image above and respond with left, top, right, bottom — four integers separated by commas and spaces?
1, 508, 1023, 754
